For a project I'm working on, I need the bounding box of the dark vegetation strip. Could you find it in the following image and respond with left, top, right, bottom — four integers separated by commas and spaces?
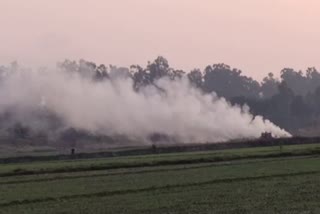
0, 156, 314, 185
1, 137, 320, 164
1, 170, 319, 208
0, 164, 212, 185
1, 150, 320, 178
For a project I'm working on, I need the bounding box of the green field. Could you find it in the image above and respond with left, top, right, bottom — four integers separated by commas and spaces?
0, 144, 320, 213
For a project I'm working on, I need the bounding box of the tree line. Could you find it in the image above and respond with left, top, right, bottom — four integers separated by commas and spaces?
2, 56, 320, 137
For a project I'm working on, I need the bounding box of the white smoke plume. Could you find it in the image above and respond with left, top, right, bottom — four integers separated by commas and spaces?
0, 67, 290, 143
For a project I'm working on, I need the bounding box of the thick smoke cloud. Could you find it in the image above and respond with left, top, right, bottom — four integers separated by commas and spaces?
0, 67, 290, 143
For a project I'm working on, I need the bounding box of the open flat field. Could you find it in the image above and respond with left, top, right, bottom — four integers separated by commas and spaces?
0, 144, 320, 214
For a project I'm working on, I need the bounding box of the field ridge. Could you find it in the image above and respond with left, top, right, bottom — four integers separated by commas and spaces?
1, 170, 319, 208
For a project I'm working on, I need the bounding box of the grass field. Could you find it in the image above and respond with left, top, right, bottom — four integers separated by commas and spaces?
0, 144, 320, 213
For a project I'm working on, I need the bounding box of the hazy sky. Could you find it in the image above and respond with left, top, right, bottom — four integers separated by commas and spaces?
1, 0, 320, 79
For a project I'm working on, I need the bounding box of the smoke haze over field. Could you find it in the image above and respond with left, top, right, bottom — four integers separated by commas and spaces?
0, 66, 290, 143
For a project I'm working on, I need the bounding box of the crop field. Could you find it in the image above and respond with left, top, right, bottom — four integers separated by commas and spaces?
0, 144, 320, 214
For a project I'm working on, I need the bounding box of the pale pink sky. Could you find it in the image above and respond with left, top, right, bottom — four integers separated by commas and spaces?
1, 0, 320, 79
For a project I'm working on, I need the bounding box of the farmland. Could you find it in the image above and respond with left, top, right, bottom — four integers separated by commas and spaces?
0, 144, 320, 213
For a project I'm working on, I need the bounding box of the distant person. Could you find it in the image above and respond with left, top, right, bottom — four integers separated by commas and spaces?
71, 148, 75, 155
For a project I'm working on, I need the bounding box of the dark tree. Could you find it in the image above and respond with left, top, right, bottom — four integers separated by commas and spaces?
188, 69, 203, 88
203, 63, 260, 99
261, 72, 279, 98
